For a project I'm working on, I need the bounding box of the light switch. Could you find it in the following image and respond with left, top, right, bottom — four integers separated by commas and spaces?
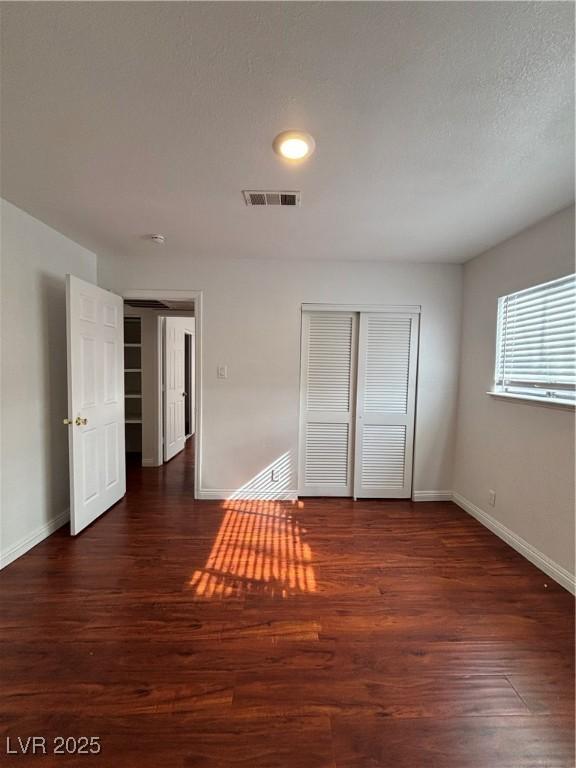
217, 364, 229, 380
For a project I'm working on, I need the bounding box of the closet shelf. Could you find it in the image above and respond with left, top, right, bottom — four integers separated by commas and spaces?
125, 419, 142, 424
125, 368, 142, 373
124, 343, 142, 348
125, 394, 142, 399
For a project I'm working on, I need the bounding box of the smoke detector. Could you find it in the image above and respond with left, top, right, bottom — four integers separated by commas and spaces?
147, 234, 166, 244
242, 190, 301, 207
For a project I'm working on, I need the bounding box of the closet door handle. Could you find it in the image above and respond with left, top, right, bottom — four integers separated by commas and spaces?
75, 416, 88, 426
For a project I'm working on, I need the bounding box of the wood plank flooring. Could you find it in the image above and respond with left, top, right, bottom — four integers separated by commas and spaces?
0, 442, 574, 767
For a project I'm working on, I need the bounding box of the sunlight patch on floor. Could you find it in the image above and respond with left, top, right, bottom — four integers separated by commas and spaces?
189, 454, 316, 599
190, 499, 316, 599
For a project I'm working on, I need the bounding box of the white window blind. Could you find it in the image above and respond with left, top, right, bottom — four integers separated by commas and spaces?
494, 273, 576, 404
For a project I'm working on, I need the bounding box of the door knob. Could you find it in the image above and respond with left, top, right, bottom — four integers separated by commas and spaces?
63, 418, 73, 425
75, 416, 88, 426
182, 392, 187, 397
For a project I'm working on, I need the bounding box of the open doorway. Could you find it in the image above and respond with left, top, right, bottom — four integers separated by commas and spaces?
121, 291, 202, 497
162, 316, 195, 462
64, 279, 202, 535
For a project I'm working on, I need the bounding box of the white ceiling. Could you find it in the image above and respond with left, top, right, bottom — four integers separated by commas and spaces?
1, 2, 573, 264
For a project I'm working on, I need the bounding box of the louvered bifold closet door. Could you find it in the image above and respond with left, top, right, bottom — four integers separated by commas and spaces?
354, 313, 419, 498
299, 312, 358, 496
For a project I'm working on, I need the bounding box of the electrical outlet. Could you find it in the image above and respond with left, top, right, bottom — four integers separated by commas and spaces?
488, 490, 496, 507
271, 469, 279, 483
217, 364, 228, 380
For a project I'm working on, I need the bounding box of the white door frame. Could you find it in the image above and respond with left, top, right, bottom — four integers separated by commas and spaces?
122, 289, 203, 499
298, 303, 421, 500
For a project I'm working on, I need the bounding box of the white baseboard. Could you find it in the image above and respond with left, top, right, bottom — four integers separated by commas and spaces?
141, 458, 160, 467
197, 489, 298, 501
199, 489, 451, 502
0, 509, 69, 570
412, 490, 453, 502
453, 492, 575, 595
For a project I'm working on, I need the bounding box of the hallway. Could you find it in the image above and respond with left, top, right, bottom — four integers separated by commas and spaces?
0, 445, 574, 767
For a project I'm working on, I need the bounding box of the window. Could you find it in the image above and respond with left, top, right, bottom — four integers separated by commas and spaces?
493, 274, 575, 406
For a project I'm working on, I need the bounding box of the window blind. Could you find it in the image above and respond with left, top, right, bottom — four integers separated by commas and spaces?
494, 273, 576, 404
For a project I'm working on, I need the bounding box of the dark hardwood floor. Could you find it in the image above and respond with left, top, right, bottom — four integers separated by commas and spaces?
1, 440, 574, 767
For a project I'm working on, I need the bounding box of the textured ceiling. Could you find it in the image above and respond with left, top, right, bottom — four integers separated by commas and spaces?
1, 2, 574, 263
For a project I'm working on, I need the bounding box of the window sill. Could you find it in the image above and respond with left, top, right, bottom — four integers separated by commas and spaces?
487, 391, 575, 411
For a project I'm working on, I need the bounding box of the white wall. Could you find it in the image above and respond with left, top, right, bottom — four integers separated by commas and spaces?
0, 200, 97, 566
453, 206, 575, 584
141, 312, 161, 465
99, 258, 463, 498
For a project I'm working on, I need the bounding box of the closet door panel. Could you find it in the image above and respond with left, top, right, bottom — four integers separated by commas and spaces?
304, 422, 351, 487
360, 424, 406, 491
354, 313, 419, 498
299, 312, 357, 496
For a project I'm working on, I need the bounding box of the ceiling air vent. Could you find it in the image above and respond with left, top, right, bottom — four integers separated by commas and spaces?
243, 190, 301, 207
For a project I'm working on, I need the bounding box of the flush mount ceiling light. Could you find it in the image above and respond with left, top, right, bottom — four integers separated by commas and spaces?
273, 130, 316, 161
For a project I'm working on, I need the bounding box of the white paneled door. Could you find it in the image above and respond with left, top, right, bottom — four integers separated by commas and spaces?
354, 313, 419, 498
163, 317, 186, 461
299, 309, 419, 498
299, 312, 358, 496
66, 275, 126, 534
